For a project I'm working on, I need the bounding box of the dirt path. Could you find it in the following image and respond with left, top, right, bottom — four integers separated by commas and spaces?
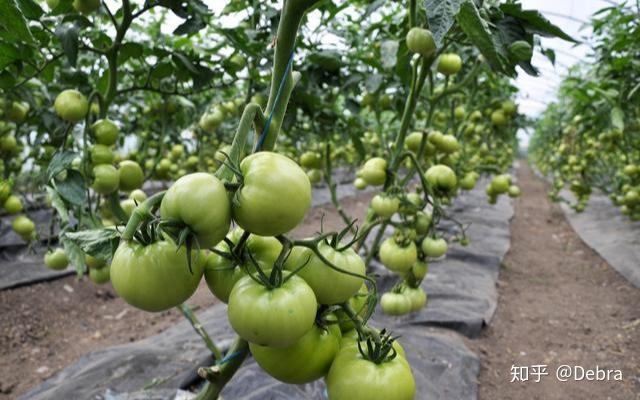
0, 193, 373, 399
470, 163, 640, 400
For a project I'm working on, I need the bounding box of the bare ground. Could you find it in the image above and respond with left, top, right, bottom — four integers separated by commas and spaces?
0, 192, 374, 399
469, 163, 640, 400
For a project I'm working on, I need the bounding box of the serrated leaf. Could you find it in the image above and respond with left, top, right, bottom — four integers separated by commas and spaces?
424, 0, 465, 47
611, 107, 624, 130
54, 170, 86, 206
45, 185, 69, 224
46, 150, 78, 181
500, 3, 577, 43
54, 23, 79, 67
16, 0, 43, 20
60, 235, 87, 277
457, 0, 506, 74
63, 228, 120, 262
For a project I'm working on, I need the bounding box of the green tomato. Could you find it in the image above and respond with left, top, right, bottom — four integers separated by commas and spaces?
86, 254, 106, 269
44, 248, 69, 271
160, 173, 231, 249
459, 173, 477, 190
232, 152, 311, 236
0, 181, 11, 204
6, 101, 29, 122
1, 135, 18, 153
360, 166, 386, 186
199, 108, 225, 133
414, 211, 431, 234
491, 110, 507, 126
454, 106, 466, 120
72, 0, 100, 13
92, 164, 119, 195
110, 239, 205, 312
12, 215, 35, 239
300, 151, 322, 169
326, 343, 416, 400
508, 185, 521, 198
406, 27, 436, 57
129, 189, 147, 203
421, 237, 447, 258
249, 318, 341, 384
89, 265, 111, 284
91, 119, 119, 146
437, 53, 462, 75
380, 292, 412, 316
120, 198, 136, 217
437, 134, 459, 154
354, 177, 368, 190
490, 175, 511, 194
307, 168, 322, 184
404, 287, 427, 311
91, 144, 115, 165
405, 131, 424, 153
3, 195, 23, 214
118, 160, 144, 191
371, 195, 400, 219
203, 252, 246, 303
411, 261, 428, 280
46, 0, 59, 9
425, 164, 457, 192
379, 238, 417, 273
227, 274, 317, 348
54, 89, 88, 122
284, 241, 365, 305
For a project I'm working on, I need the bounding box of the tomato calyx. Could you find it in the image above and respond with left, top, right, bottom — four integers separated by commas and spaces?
357, 329, 400, 364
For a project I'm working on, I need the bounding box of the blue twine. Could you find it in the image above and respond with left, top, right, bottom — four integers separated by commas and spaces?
254, 51, 296, 152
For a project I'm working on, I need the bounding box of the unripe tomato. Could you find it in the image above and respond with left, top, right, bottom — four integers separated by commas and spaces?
502, 100, 517, 116
411, 261, 428, 279
335, 284, 369, 332
371, 194, 400, 218
406, 27, 436, 57
414, 211, 431, 234
110, 238, 205, 312
508, 185, 521, 198
427, 130, 444, 146
232, 152, 311, 236
120, 198, 136, 217
3, 195, 23, 214
170, 144, 184, 160
361, 92, 376, 107
0, 181, 11, 204
354, 177, 367, 190
438, 134, 460, 153
405, 131, 424, 152
46, 0, 59, 9
92, 164, 119, 195
360, 166, 386, 186
284, 242, 365, 305
129, 189, 147, 203
0, 135, 18, 153
404, 287, 427, 311
85, 254, 106, 269
300, 151, 322, 169
44, 248, 69, 270
117, 160, 144, 192
199, 109, 224, 133
454, 105, 466, 120
379, 238, 418, 273
490, 175, 511, 194
491, 109, 507, 126
425, 164, 457, 192
160, 173, 231, 249
249, 318, 341, 383
380, 292, 412, 315
228, 53, 246, 71
6, 101, 29, 122
54, 89, 88, 122
306, 168, 322, 184
228, 274, 317, 348
437, 53, 462, 75
91, 144, 115, 165
72, 0, 99, 13
12, 215, 35, 238
379, 94, 392, 109
91, 119, 119, 146
89, 266, 110, 284
421, 237, 447, 258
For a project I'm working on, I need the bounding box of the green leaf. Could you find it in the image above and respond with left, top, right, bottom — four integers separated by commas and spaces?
0, 42, 22, 70
500, 3, 577, 43
46, 150, 78, 181
60, 235, 87, 277
63, 228, 120, 262
45, 186, 69, 224
16, 0, 43, 20
457, 0, 507, 74
54, 170, 86, 206
54, 23, 79, 67
611, 107, 624, 131
118, 42, 144, 64
424, 0, 465, 47
0, 0, 36, 44
172, 52, 199, 75
380, 40, 398, 70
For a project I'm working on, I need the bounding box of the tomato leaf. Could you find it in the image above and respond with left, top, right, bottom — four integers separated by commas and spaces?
380, 40, 398, 70
63, 228, 120, 262
54, 23, 80, 67
0, 0, 36, 44
54, 170, 86, 206
499, 3, 577, 43
610, 107, 624, 131
45, 186, 70, 224
60, 235, 87, 277
423, 0, 465, 48
457, 0, 508, 75
15, 0, 43, 20
46, 150, 78, 182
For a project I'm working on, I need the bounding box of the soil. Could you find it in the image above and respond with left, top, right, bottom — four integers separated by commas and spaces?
0, 193, 374, 400
468, 163, 640, 400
